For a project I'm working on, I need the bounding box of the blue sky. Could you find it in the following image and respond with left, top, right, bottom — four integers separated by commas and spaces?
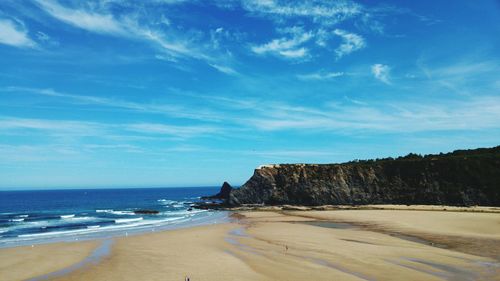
0, 0, 499, 189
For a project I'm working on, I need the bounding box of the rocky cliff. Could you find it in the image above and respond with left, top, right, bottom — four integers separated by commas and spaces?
227, 146, 500, 206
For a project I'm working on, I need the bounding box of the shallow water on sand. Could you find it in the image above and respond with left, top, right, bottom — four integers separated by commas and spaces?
28, 239, 114, 281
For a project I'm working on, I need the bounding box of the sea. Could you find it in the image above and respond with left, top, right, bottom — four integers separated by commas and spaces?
0, 187, 226, 248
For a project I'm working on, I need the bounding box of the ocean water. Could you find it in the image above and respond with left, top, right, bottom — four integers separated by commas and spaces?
0, 187, 225, 248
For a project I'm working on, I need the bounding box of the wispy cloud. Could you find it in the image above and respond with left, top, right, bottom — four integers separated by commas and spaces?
242, 0, 362, 24
125, 123, 218, 139
82, 144, 143, 153
225, 96, 500, 133
333, 29, 366, 59
35, 31, 59, 46
278, 48, 307, 59
0, 116, 223, 140
245, 149, 342, 160
420, 60, 498, 80
209, 63, 239, 75
13, 85, 499, 139
0, 18, 36, 48
297, 71, 344, 80
34, 0, 127, 35
1, 87, 221, 121
0, 144, 82, 162
34, 0, 195, 57
31, 0, 245, 74
0, 116, 104, 136
371, 63, 391, 84
251, 30, 312, 59
415, 58, 500, 96
244, 1, 370, 61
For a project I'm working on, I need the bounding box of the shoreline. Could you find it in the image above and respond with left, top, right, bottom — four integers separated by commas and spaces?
1, 205, 499, 281
198, 203, 500, 213
0, 210, 228, 249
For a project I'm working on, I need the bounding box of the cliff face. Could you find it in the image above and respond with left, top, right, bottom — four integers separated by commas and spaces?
228, 146, 500, 206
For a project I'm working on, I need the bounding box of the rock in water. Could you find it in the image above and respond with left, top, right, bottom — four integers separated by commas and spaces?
201, 181, 233, 200
134, 209, 159, 215
228, 146, 500, 207
218, 181, 233, 199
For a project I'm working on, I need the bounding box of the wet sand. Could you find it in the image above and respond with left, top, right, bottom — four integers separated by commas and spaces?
0, 240, 98, 281
1, 207, 499, 281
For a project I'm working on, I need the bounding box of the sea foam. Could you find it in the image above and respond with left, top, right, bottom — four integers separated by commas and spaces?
96, 210, 135, 215
115, 217, 143, 224
61, 214, 75, 219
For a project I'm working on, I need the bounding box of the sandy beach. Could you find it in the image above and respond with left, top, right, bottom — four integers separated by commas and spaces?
1, 206, 499, 281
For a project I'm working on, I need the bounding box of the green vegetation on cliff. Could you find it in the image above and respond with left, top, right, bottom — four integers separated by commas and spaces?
227, 146, 500, 206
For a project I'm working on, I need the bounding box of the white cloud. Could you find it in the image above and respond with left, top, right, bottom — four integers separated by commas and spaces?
1, 87, 221, 121
0, 116, 222, 140
35, 31, 59, 46
245, 96, 500, 133
125, 123, 217, 139
0, 144, 84, 162
314, 28, 330, 47
0, 116, 103, 136
371, 63, 391, 84
416, 58, 500, 95
242, 0, 362, 24
333, 29, 365, 59
186, 92, 500, 134
34, 0, 126, 35
154, 0, 191, 4
278, 47, 307, 58
250, 149, 341, 159
297, 71, 344, 80
209, 63, 239, 75
35, 31, 50, 41
34, 0, 203, 59
421, 61, 498, 79
251, 31, 312, 59
0, 19, 36, 48
243, 1, 369, 61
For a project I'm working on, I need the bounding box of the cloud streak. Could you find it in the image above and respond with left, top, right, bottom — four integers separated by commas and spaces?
242, 0, 362, 24
1, 87, 221, 121
371, 63, 391, 84
33, 0, 239, 74
190, 93, 500, 134
246, 96, 500, 133
297, 71, 344, 80
333, 29, 366, 59
0, 116, 223, 140
8, 85, 500, 138
209, 63, 239, 75
34, 0, 127, 35
126, 123, 218, 139
251, 30, 312, 59
34, 0, 195, 56
242, 1, 369, 61
0, 18, 36, 48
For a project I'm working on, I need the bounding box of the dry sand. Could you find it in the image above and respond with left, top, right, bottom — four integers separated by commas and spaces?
1, 206, 499, 281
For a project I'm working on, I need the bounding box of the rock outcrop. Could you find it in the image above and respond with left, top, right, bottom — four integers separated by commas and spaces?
201, 181, 233, 200
226, 146, 500, 206
134, 209, 159, 214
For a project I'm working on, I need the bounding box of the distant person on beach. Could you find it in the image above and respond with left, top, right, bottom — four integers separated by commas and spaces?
185, 276, 190, 281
